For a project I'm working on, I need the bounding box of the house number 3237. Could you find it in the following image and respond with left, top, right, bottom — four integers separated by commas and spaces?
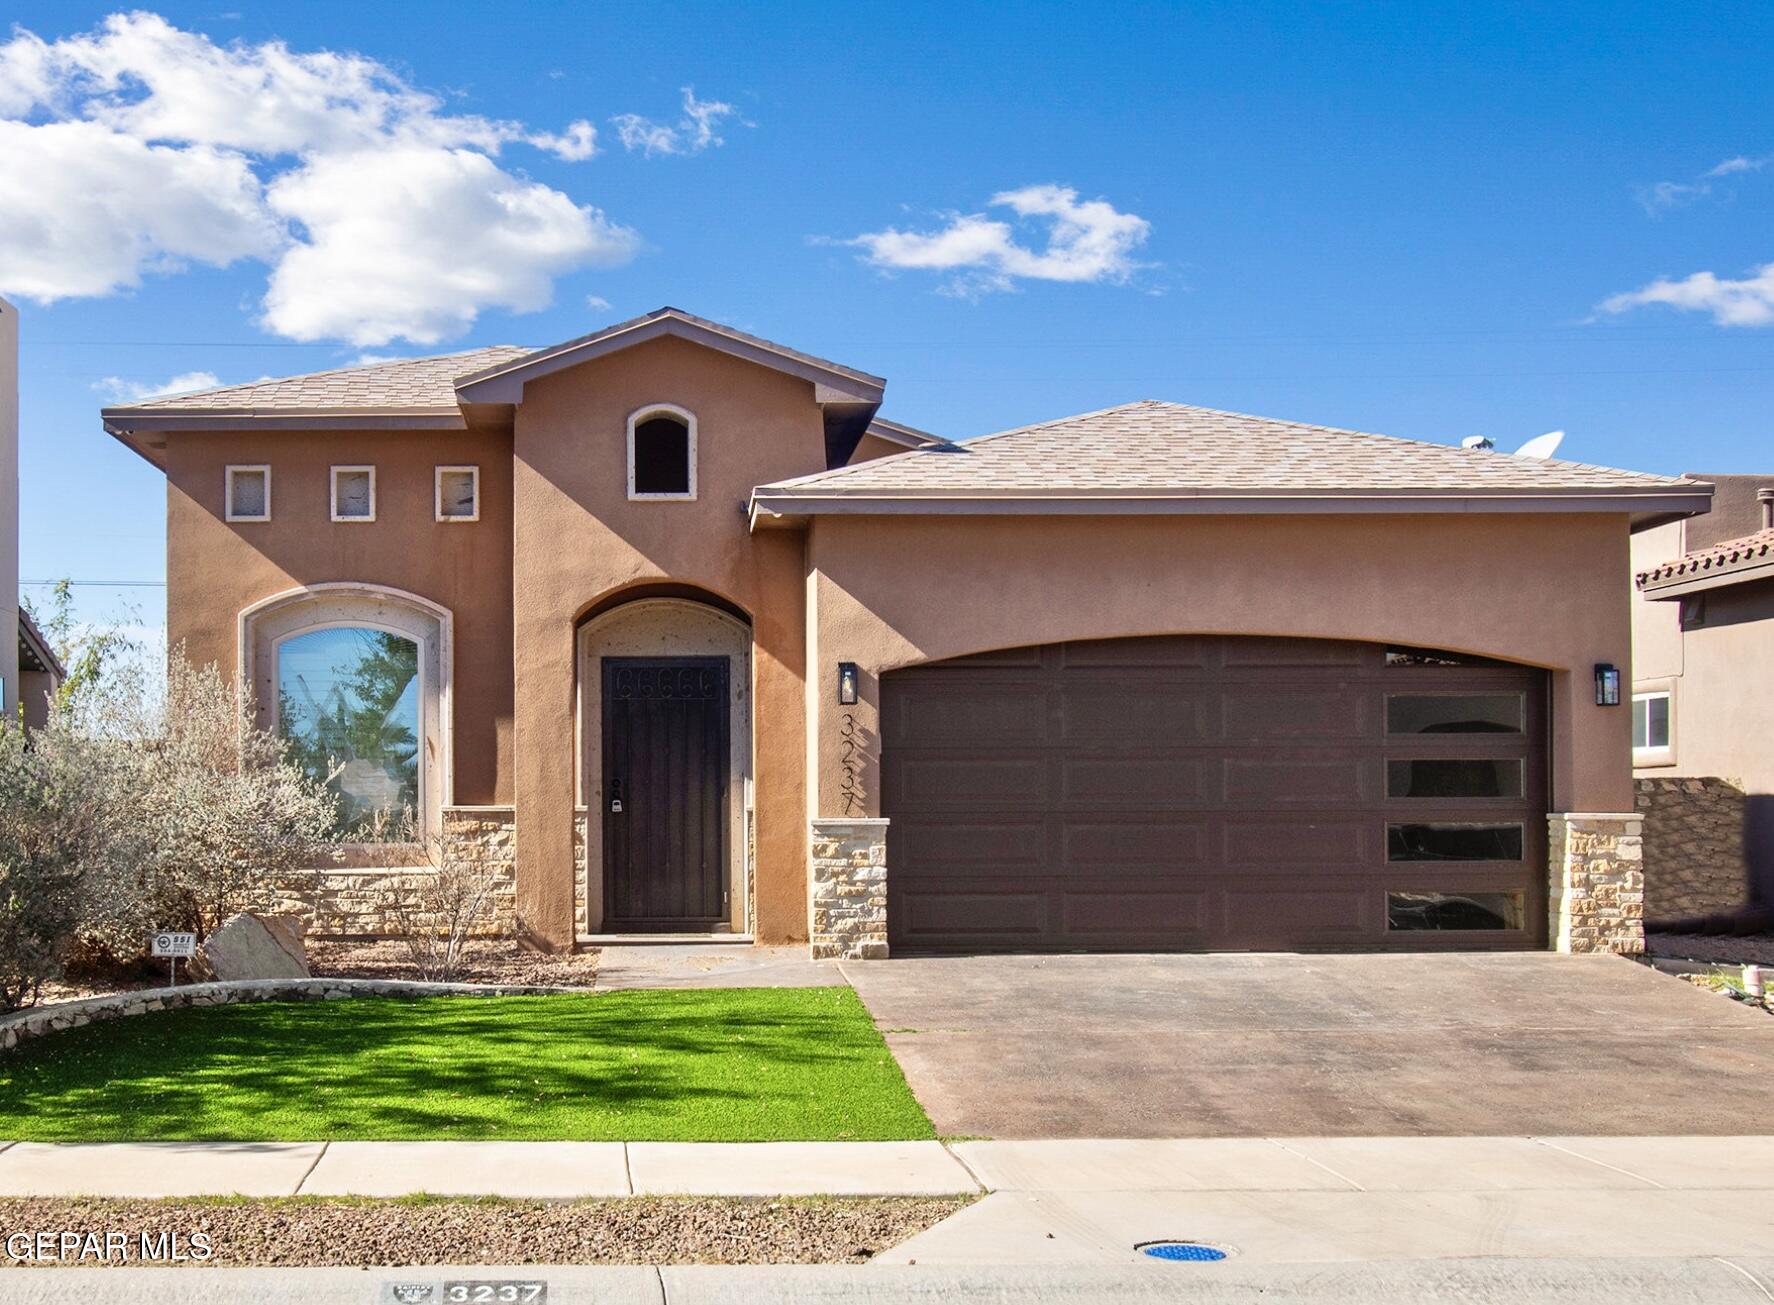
442, 1283, 546, 1303
838, 712, 864, 815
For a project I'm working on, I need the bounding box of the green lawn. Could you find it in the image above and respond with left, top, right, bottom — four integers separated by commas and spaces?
0, 988, 935, 1142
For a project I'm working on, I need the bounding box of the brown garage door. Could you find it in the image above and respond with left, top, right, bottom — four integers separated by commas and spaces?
882, 636, 1547, 953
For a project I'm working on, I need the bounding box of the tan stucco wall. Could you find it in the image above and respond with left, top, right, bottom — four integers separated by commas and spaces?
1632, 519, 1774, 793
511, 335, 819, 947
806, 511, 1637, 821
164, 427, 515, 804
1, 297, 18, 723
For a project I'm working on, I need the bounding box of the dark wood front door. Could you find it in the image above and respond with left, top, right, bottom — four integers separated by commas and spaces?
602, 657, 729, 927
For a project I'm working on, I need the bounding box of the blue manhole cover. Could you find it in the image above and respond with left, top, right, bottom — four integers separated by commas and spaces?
1138, 1240, 1229, 1262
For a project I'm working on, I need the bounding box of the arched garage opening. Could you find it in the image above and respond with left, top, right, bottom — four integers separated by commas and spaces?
881, 634, 1548, 953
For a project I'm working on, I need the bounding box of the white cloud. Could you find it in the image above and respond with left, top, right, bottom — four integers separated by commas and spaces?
586, 295, 613, 311
847, 185, 1152, 294
530, 119, 597, 161
1600, 263, 1774, 328
0, 12, 676, 342
93, 370, 222, 401
611, 87, 738, 156
0, 119, 279, 300
1707, 155, 1768, 178
263, 146, 639, 345
1635, 179, 1709, 216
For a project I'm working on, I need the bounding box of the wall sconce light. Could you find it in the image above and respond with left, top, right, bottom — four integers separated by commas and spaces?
1594, 663, 1621, 707
837, 662, 860, 706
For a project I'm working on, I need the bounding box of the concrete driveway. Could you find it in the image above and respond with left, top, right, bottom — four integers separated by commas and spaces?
843, 952, 1774, 1138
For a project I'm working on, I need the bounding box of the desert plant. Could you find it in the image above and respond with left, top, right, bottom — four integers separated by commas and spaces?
71, 653, 342, 957
379, 831, 506, 983
0, 723, 116, 1010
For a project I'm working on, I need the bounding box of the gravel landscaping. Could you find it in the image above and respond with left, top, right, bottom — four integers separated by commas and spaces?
0, 1196, 968, 1267
307, 940, 600, 988
1649, 931, 1774, 967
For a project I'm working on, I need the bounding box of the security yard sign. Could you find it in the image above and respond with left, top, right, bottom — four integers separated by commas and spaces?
151, 932, 196, 958
151, 931, 197, 985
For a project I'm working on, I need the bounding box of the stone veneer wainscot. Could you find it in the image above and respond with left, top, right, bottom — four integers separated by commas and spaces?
809, 818, 889, 960
1548, 812, 1645, 955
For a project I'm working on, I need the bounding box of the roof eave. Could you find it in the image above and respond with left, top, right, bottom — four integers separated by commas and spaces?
101, 406, 468, 434
455, 310, 885, 406
747, 487, 1715, 526
1640, 554, 1774, 598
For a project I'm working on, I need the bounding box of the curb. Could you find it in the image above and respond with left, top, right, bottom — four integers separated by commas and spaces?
0, 978, 594, 1053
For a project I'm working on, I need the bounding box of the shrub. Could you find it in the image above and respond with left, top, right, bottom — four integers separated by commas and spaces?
73, 655, 342, 957
0, 724, 110, 1011
379, 831, 506, 983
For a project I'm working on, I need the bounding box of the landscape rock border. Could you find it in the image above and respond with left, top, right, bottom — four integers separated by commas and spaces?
0, 978, 590, 1054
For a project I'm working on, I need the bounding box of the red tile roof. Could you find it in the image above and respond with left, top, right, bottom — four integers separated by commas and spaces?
1637, 527, 1774, 590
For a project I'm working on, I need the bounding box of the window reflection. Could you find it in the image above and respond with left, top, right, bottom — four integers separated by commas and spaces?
278, 627, 420, 833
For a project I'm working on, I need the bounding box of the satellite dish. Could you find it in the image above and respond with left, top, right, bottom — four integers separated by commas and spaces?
1514, 430, 1565, 460
1460, 435, 1496, 451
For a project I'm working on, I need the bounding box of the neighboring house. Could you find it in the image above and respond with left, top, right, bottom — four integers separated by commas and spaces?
102, 307, 1710, 959
2, 295, 18, 721
2, 296, 67, 727
1632, 474, 1774, 925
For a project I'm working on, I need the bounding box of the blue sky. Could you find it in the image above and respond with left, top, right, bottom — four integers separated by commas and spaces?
7, 2, 1774, 641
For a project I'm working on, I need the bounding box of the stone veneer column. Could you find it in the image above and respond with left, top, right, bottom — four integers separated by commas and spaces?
809, 818, 889, 960
1547, 812, 1645, 955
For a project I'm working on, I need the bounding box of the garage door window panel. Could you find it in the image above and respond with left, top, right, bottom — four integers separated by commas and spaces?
1388, 822, 1525, 861
1388, 891, 1525, 931
1386, 758, 1524, 799
1386, 694, 1525, 735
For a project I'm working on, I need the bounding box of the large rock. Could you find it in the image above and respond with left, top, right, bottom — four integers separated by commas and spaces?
202, 913, 311, 981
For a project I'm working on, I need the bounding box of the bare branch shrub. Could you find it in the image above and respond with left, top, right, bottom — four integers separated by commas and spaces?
379, 830, 504, 983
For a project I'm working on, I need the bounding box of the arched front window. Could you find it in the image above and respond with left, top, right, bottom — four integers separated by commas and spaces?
241, 583, 451, 843
627, 404, 697, 499
277, 626, 422, 833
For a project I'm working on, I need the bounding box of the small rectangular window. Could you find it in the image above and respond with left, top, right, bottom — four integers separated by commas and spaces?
1387, 891, 1525, 931
1633, 692, 1671, 752
1386, 694, 1523, 735
225, 465, 270, 522
1386, 759, 1524, 799
331, 466, 375, 521
1388, 823, 1524, 861
435, 466, 479, 522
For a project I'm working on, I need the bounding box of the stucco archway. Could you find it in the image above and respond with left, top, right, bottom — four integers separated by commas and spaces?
576, 595, 753, 934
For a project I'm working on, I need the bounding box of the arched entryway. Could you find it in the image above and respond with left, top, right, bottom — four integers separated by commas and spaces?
576, 594, 752, 935
881, 634, 1547, 953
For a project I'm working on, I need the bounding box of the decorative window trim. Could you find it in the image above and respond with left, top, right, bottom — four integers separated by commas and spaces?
237, 582, 454, 838
626, 403, 698, 501
330, 465, 377, 522
1632, 683, 1676, 768
435, 465, 480, 522
224, 464, 271, 523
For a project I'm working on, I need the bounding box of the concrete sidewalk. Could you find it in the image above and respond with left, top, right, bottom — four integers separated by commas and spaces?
0, 1140, 973, 1198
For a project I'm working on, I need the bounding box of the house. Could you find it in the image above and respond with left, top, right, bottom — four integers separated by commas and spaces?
2, 297, 67, 728
1632, 474, 1774, 925
2, 295, 18, 720
102, 307, 1710, 958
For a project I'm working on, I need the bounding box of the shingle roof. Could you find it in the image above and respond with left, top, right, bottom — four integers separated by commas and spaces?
1638, 527, 1774, 590
760, 400, 1688, 497
114, 346, 533, 413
